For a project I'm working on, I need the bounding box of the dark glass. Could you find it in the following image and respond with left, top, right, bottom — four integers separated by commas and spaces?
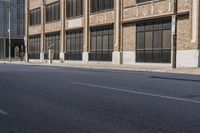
45, 32, 60, 60
29, 35, 40, 59
91, 0, 114, 13
46, 2, 60, 23
66, 29, 83, 60
30, 8, 41, 26
66, 0, 83, 18
89, 25, 113, 61
136, 18, 171, 63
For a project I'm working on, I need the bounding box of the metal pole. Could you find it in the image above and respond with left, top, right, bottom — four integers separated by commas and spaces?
25, 0, 29, 63
172, 0, 177, 68
8, 0, 11, 62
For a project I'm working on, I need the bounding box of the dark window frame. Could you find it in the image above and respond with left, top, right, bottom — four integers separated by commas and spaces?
29, 8, 41, 26
29, 35, 41, 59
66, 0, 83, 18
46, 1, 60, 23
65, 29, 83, 60
90, 0, 114, 13
89, 25, 113, 61
136, 18, 171, 63
45, 32, 60, 60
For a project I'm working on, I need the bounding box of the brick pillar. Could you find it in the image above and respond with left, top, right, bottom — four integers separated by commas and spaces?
40, 0, 45, 62
25, 0, 29, 62
113, 0, 122, 64
83, 0, 89, 63
60, 0, 66, 63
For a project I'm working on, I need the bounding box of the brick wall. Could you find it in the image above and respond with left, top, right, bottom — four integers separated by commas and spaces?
122, 23, 136, 51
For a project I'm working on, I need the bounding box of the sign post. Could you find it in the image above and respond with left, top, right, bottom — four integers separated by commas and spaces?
172, 0, 177, 69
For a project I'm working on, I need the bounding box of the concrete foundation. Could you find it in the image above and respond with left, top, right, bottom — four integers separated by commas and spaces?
122, 51, 135, 64
82, 52, 89, 63
60, 52, 65, 63
40, 52, 44, 63
112, 51, 122, 64
177, 50, 200, 68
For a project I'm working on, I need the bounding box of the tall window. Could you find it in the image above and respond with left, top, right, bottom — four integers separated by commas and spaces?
29, 35, 40, 59
30, 8, 41, 26
46, 2, 60, 23
66, 29, 83, 60
91, 0, 114, 13
45, 32, 60, 60
66, 0, 83, 18
136, 18, 171, 63
90, 25, 113, 61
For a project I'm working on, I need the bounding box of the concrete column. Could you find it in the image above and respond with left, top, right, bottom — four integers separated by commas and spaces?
83, 0, 89, 63
40, 0, 45, 62
24, 0, 29, 62
192, 0, 199, 43
113, 0, 122, 64
60, 0, 66, 63
191, 0, 200, 67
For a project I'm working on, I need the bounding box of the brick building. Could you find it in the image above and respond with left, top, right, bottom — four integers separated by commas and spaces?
25, 0, 200, 68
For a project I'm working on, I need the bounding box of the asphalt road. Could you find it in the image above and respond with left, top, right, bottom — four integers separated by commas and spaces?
0, 64, 200, 133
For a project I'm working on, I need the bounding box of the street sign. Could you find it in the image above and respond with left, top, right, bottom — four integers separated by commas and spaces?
172, 15, 176, 36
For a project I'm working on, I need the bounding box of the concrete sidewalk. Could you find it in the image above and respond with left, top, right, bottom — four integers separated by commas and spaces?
0, 60, 200, 75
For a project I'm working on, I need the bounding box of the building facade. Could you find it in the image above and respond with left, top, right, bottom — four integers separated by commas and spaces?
0, 0, 25, 59
25, 0, 200, 68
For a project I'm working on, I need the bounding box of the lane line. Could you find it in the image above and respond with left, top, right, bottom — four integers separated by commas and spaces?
73, 82, 200, 104
0, 108, 8, 115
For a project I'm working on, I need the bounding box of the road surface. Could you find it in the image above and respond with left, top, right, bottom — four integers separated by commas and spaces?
0, 64, 200, 133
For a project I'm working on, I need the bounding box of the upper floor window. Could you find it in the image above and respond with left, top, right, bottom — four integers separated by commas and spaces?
66, 0, 83, 18
46, 2, 60, 23
91, 0, 114, 13
136, 0, 152, 3
17, 0, 25, 5
30, 8, 41, 26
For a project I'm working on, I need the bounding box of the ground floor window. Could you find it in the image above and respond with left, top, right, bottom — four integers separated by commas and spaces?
29, 35, 40, 59
89, 25, 113, 61
136, 18, 171, 63
66, 29, 83, 60
45, 32, 60, 60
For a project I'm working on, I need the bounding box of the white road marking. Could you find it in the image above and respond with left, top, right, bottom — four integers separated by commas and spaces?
0, 108, 8, 115
73, 82, 200, 104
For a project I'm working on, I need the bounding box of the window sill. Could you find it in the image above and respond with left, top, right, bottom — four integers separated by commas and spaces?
90, 9, 114, 15
45, 20, 61, 24
29, 24, 41, 27
66, 15, 84, 20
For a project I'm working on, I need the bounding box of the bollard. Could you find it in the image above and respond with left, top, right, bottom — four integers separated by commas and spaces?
48, 49, 54, 64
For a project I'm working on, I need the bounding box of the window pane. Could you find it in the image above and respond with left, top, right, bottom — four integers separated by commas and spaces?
145, 31, 153, 49
163, 30, 171, 49
137, 32, 144, 49
46, 2, 60, 22
154, 31, 162, 49
91, 36, 96, 51
90, 25, 113, 61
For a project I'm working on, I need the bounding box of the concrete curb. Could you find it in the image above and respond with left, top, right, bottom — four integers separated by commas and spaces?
0, 61, 200, 75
